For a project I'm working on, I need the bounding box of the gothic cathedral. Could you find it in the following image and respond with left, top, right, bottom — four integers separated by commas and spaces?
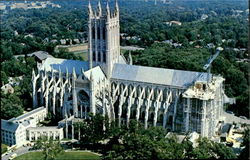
32, 1, 230, 138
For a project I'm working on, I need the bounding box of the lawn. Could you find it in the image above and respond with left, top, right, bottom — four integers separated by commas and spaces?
73, 51, 88, 60
14, 151, 100, 160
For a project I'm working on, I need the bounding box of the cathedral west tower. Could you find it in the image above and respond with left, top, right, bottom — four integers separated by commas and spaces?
88, 0, 120, 79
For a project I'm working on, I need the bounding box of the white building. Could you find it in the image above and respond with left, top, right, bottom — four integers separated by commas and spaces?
27, 127, 63, 141
9, 107, 47, 124
1, 107, 47, 147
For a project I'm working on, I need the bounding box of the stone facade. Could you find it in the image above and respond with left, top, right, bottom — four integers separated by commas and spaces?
27, 127, 63, 141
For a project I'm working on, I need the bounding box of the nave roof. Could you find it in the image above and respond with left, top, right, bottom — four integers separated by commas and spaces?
112, 63, 211, 89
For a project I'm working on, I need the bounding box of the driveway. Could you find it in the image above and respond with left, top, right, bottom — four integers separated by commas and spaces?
1, 146, 33, 160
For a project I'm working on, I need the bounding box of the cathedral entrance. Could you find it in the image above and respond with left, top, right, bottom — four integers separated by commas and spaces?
78, 90, 90, 118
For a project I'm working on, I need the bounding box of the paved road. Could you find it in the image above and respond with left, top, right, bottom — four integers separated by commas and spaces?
1, 146, 32, 160
120, 46, 145, 51
221, 111, 250, 124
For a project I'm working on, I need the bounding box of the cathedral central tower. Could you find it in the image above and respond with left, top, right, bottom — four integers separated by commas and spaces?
88, 0, 120, 79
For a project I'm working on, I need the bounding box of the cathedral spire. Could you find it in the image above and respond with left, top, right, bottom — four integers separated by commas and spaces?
129, 51, 133, 65
106, 0, 110, 18
115, 0, 119, 13
88, 0, 93, 17
72, 67, 76, 79
97, 0, 102, 16
32, 68, 36, 77
90, 71, 93, 81
59, 66, 62, 79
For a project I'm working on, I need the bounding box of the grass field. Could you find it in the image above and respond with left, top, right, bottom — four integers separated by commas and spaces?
73, 51, 88, 60
14, 151, 100, 160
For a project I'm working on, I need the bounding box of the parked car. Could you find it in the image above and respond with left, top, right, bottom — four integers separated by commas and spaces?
239, 116, 247, 120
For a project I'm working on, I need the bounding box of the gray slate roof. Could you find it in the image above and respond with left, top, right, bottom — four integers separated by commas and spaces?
42, 58, 89, 75
1, 119, 19, 132
112, 64, 211, 88
13, 107, 45, 121
2, 107, 46, 132
28, 51, 53, 61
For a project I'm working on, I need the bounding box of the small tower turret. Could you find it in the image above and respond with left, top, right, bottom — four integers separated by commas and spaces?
88, 0, 93, 17
72, 67, 76, 79
97, 0, 102, 17
115, 0, 119, 16
106, 1, 110, 20
129, 51, 133, 65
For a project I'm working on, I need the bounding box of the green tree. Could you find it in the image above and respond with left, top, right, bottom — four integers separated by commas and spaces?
239, 127, 250, 159
225, 67, 247, 96
78, 113, 109, 145
103, 122, 186, 160
189, 137, 236, 159
1, 71, 8, 86
33, 136, 64, 160
0, 41, 13, 62
1, 93, 24, 119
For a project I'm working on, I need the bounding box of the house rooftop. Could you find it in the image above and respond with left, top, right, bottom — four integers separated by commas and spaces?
28, 51, 53, 61
1, 119, 19, 132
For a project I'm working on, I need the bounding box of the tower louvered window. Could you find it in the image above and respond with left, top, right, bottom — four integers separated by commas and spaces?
98, 52, 101, 62
93, 51, 96, 61
103, 27, 106, 40
97, 27, 100, 39
92, 27, 95, 39
103, 51, 106, 62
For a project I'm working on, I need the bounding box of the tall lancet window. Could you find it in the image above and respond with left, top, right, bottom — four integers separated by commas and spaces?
93, 51, 96, 61
103, 27, 106, 40
97, 27, 100, 39
103, 51, 106, 62
92, 27, 95, 39
98, 52, 101, 62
